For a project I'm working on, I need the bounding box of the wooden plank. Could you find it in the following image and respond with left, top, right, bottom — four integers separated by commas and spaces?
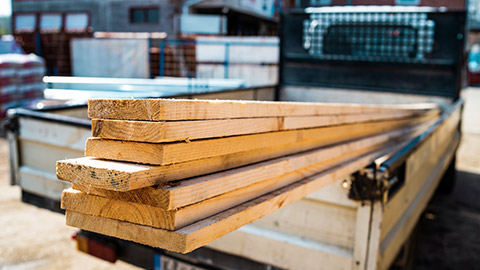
91, 118, 281, 143
73, 122, 429, 210
63, 137, 392, 230
62, 146, 364, 230
91, 110, 433, 143
282, 110, 436, 130
65, 144, 401, 253
84, 114, 437, 165
58, 145, 316, 192
88, 98, 439, 121
60, 118, 436, 192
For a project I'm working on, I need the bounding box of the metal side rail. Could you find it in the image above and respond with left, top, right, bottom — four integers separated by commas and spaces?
348, 98, 463, 203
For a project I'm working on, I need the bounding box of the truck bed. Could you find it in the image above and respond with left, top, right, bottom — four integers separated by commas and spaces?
6, 86, 461, 270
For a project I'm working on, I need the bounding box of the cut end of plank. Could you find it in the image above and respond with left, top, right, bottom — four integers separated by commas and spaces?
66, 211, 189, 253
72, 182, 172, 210
62, 189, 178, 230
88, 98, 163, 121
56, 157, 153, 191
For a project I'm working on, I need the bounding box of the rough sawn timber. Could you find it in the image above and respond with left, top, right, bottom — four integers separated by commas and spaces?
62, 146, 363, 230
58, 117, 435, 191
65, 144, 399, 254
88, 98, 439, 121
70, 121, 432, 209
84, 114, 437, 165
90, 109, 433, 143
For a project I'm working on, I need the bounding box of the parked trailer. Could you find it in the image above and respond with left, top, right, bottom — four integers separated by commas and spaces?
6, 6, 466, 270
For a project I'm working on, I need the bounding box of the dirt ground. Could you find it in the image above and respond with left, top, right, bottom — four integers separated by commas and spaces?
0, 89, 479, 270
0, 143, 139, 269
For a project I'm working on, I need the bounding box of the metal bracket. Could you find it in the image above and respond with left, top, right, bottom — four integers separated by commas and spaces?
347, 166, 382, 201
2, 110, 19, 135
347, 164, 405, 203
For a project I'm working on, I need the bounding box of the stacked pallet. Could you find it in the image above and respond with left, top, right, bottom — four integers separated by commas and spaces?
57, 98, 440, 253
0, 54, 45, 118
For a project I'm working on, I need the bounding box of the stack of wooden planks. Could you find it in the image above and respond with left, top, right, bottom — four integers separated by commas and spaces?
57, 98, 440, 253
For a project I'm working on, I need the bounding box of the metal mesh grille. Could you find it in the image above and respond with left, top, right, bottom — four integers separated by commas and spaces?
303, 12, 435, 62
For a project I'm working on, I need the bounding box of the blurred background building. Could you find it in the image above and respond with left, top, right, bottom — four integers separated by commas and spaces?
10, 0, 296, 36
4, 0, 478, 83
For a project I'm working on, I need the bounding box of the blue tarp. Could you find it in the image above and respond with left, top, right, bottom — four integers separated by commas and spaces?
0, 35, 23, 54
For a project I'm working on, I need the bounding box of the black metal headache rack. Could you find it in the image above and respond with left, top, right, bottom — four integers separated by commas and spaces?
280, 6, 467, 98
305, 12, 434, 61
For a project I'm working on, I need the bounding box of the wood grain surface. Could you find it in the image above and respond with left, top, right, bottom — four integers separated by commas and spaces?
65, 142, 401, 253
71, 120, 433, 209
90, 110, 433, 143
88, 98, 438, 121
84, 114, 437, 165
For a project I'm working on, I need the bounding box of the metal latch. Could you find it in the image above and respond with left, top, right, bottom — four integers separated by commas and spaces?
347, 166, 382, 201
347, 163, 405, 203
2, 110, 19, 134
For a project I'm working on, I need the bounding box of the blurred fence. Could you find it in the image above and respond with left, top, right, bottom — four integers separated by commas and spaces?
150, 38, 279, 86
14, 31, 93, 76
15, 33, 279, 86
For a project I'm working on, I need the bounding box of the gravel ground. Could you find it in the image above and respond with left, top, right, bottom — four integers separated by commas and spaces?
0, 89, 479, 270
